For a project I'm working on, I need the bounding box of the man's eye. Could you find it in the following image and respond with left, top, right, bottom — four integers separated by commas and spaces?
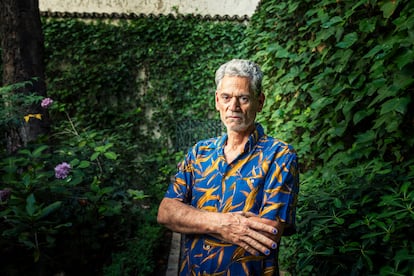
240, 96, 249, 103
221, 95, 230, 101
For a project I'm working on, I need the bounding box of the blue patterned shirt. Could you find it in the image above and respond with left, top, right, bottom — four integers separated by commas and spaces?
164, 123, 299, 275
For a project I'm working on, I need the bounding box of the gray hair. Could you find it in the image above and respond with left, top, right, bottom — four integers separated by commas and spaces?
215, 59, 263, 96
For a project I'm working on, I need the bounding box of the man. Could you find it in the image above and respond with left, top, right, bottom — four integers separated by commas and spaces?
157, 59, 299, 275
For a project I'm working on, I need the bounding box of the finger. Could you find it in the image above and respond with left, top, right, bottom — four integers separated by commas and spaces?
240, 241, 259, 256
241, 211, 258, 218
243, 236, 272, 255
247, 219, 278, 236
247, 228, 278, 251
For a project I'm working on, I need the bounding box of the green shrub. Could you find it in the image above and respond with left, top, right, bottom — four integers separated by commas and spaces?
103, 208, 164, 276
0, 94, 145, 274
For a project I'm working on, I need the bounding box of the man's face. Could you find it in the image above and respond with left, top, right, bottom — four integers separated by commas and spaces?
215, 75, 264, 134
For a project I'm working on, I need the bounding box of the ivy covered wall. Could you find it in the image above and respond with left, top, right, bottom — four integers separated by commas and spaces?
244, 0, 414, 274
43, 16, 247, 150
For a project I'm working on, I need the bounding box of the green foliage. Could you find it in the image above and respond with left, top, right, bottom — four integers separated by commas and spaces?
103, 208, 164, 276
0, 95, 146, 274
1, 15, 245, 274
247, 0, 414, 169
245, 0, 414, 274
42, 16, 246, 148
40, 17, 245, 273
292, 161, 414, 275
0, 80, 43, 136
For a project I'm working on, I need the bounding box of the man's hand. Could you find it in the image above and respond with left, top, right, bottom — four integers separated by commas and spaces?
245, 212, 285, 243
213, 212, 279, 256
157, 198, 283, 256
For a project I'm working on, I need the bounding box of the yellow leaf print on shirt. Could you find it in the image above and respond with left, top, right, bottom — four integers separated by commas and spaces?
275, 145, 291, 159
195, 186, 219, 209
225, 161, 245, 178
201, 247, 224, 265
240, 178, 260, 212
197, 157, 221, 178
223, 197, 243, 212
268, 163, 283, 184
242, 185, 260, 212
260, 202, 285, 217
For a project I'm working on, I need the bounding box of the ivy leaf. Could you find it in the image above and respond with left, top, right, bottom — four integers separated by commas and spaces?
267, 43, 290, 58
363, 45, 385, 59
321, 16, 343, 28
336, 32, 358, 49
310, 96, 334, 111
359, 18, 377, 33
355, 130, 376, 145
380, 97, 411, 115
394, 70, 414, 90
353, 109, 374, 125
394, 49, 414, 70
380, 1, 398, 19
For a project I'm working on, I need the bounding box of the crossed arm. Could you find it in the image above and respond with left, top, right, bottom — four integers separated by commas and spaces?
157, 197, 285, 255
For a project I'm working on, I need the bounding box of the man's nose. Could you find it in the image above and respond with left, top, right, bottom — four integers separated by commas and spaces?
229, 97, 241, 110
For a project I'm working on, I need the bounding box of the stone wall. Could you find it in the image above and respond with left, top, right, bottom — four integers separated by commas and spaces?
39, 0, 260, 17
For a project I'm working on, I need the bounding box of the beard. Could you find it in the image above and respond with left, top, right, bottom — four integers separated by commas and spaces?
224, 116, 255, 133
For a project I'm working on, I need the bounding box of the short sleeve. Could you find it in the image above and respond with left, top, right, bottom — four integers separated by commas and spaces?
260, 147, 299, 233
164, 151, 194, 203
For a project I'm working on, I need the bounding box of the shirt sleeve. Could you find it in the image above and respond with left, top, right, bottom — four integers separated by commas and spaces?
164, 150, 194, 203
260, 146, 299, 233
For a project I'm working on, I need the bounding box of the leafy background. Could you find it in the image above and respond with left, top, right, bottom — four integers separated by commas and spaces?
1, 0, 413, 274
245, 0, 414, 274
1, 15, 247, 275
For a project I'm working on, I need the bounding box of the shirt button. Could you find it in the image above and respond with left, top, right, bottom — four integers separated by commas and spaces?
203, 244, 211, 250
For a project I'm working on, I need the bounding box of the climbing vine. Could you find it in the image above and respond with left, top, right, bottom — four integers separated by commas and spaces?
244, 0, 414, 274
43, 17, 246, 150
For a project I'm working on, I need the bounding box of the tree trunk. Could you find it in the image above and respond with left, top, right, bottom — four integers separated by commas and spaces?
0, 0, 49, 153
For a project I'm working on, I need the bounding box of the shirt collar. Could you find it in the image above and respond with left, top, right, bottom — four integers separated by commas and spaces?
215, 123, 265, 153
244, 123, 265, 152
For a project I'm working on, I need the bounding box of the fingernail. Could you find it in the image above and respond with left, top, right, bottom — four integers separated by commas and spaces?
272, 243, 277, 249
265, 249, 270, 255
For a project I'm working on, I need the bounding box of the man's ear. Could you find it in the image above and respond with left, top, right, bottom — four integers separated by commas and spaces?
258, 93, 265, 112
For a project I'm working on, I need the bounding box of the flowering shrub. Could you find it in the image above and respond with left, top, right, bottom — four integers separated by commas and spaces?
54, 162, 71, 179
41, 97, 53, 108
0, 94, 147, 274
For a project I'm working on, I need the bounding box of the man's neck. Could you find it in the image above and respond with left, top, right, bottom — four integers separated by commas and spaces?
226, 133, 248, 151
225, 125, 255, 152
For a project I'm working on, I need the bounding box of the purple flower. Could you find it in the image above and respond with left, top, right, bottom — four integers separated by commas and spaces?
54, 162, 71, 179
41, 97, 54, 108
0, 189, 11, 201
